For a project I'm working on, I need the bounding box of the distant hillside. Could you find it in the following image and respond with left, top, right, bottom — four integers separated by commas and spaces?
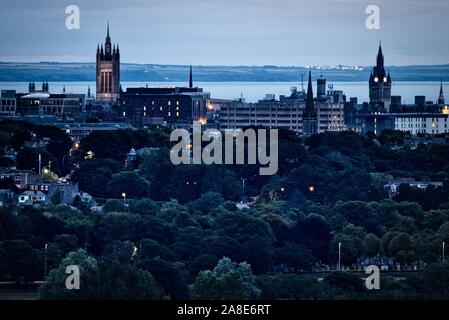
1, 62, 448, 82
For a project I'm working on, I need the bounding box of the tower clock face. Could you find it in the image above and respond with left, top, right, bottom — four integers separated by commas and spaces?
374, 77, 379, 83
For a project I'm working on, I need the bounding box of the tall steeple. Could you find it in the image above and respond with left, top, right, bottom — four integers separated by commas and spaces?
189, 65, 193, 88
305, 71, 315, 117
302, 71, 317, 137
438, 80, 445, 105
377, 41, 384, 68
105, 22, 112, 56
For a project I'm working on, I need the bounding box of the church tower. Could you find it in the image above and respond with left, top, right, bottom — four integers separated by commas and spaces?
302, 71, 318, 137
438, 80, 445, 105
369, 42, 392, 110
96, 23, 120, 102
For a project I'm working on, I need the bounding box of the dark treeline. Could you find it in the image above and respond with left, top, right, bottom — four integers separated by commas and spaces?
2, 121, 449, 299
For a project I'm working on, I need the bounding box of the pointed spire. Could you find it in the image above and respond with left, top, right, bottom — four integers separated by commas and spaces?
107, 22, 110, 38
377, 41, 384, 68
439, 80, 445, 105
305, 71, 315, 118
189, 65, 193, 88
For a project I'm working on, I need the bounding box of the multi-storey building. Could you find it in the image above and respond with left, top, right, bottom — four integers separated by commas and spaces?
121, 69, 210, 128
16, 91, 85, 117
0, 90, 17, 116
219, 73, 345, 136
360, 113, 449, 135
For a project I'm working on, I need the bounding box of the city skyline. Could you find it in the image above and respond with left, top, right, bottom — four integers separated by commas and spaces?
0, 0, 448, 66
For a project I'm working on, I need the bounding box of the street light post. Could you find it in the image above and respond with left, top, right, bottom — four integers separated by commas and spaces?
241, 178, 247, 201
338, 242, 341, 271
44, 243, 48, 280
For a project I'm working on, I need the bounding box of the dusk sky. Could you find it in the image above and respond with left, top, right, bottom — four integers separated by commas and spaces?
0, 0, 448, 66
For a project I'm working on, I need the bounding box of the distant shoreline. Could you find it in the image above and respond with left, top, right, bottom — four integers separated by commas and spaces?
1, 62, 448, 82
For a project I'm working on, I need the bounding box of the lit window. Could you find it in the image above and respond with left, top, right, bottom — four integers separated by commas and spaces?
160, 106, 163, 111
168, 101, 171, 106
168, 112, 171, 117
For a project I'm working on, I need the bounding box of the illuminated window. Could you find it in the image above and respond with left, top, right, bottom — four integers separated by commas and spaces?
160, 106, 163, 111
143, 106, 147, 111
176, 112, 179, 117
152, 101, 155, 105
168, 101, 171, 106
123, 111, 126, 116
168, 111, 171, 117
176, 101, 179, 106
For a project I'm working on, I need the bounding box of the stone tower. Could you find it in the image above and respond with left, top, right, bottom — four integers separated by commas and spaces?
369, 42, 391, 110
96, 23, 120, 102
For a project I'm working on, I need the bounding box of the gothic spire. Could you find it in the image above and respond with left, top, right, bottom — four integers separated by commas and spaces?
377, 41, 384, 68
305, 71, 315, 118
189, 65, 193, 88
439, 80, 445, 105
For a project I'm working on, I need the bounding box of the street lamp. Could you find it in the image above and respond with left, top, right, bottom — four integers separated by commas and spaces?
44, 243, 48, 279
121, 192, 126, 205
338, 242, 342, 271
241, 178, 247, 200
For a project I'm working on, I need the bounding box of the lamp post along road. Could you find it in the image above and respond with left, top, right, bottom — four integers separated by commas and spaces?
338, 242, 341, 271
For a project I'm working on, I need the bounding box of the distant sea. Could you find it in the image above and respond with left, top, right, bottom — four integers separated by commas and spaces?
0, 81, 447, 104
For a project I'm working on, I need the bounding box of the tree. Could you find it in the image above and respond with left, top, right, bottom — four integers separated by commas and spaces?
53, 234, 79, 255
138, 258, 189, 299
139, 239, 176, 261
1, 240, 43, 283
39, 249, 99, 300
103, 199, 126, 213
188, 192, 225, 214
191, 257, 261, 300
274, 242, 316, 271
106, 171, 149, 199
364, 233, 384, 256
324, 271, 365, 292
291, 214, 332, 261
96, 260, 162, 300
71, 159, 121, 198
